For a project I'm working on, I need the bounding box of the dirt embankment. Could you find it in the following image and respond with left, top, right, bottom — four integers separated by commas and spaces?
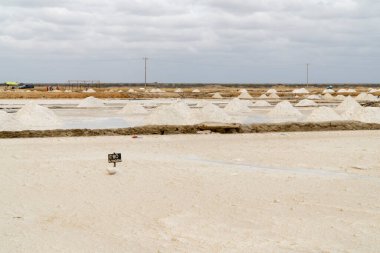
1, 121, 380, 138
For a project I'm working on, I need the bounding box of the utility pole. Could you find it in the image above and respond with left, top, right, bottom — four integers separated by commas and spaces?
143, 57, 148, 88
306, 63, 309, 87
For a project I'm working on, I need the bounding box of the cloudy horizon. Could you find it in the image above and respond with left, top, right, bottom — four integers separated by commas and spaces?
0, 0, 379, 84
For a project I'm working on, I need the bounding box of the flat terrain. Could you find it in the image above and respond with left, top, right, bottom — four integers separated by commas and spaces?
1, 131, 380, 252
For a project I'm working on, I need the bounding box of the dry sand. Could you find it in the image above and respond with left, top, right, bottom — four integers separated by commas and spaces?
1, 131, 380, 252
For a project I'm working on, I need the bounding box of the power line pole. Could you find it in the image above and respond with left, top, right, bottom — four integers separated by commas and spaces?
143, 57, 148, 88
306, 63, 309, 87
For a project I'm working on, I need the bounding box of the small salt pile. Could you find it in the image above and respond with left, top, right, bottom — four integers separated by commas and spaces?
238, 91, 252, 99
14, 102, 61, 130
337, 89, 348, 93
128, 89, 135, 93
347, 88, 356, 93
355, 93, 378, 101
336, 96, 362, 112
118, 90, 123, 93
192, 89, 201, 93
143, 101, 196, 125
268, 101, 302, 118
306, 107, 342, 122
212, 92, 223, 99
323, 93, 334, 99
323, 89, 335, 94
119, 103, 147, 114
292, 88, 309, 94
84, 88, 96, 93
64, 90, 72, 93
253, 100, 271, 107
174, 88, 183, 93
268, 93, 279, 99
295, 99, 317, 107
77, 96, 105, 107
307, 95, 321, 100
335, 95, 346, 101
199, 103, 231, 123
259, 94, 268, 99
52, 90, 62, 93
266, 89, 277, 94
239, 89, 247, 93
224, 98, 252, 113
368, 88, 378, 93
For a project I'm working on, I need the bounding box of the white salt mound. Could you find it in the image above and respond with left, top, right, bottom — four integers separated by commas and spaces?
174, 88, 183, 93
323, 89, 335, 94
259, 94, 268, 99
52, 90, 62, 93
84, 89, 96, 93
77, 96, 105, 107
351, 107, 380, 123
14, 102, 61, 129
306, 107, 342, 122
295, 99, 317, 107
268, 101, 302, 118
323, 93, 334, 99
338, 89, 348, 93
268, 93, 279, 99
143, 101, 196, 125
266, 89, 277, 94
224, 98, 252, 114
253, 100, 271, 107
335, 95, 346, 101
128, 89, 135, 93
120, 103, 147, 114
292, 88, 309, 94
336, 96, 361, 112
212, 92, 223, 99
238, 91, 252, 99
199, 103, 231, 123
192, 89, 200, 93
307, 95, 321, 100
368, 88, 378, 93
0, 110, 9, 123
355, 93, 378, 101
64, 90, 72, 93
347, 89, 356, 93
239, 89, 247, 93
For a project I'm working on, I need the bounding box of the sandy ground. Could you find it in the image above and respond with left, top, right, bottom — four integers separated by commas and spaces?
1, 131, 380, 252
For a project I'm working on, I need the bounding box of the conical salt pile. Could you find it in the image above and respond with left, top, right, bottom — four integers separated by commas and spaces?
323, 93, 334, 99
199, 103, 231, 123
259, 94, 268, 99
253, 100, 271, 107
238, 91, 252, 99
239, 89, 247, 93
306, 107, 342, 122
307, 95, 321, 100
128, 89, 135, 93
355, 93, 378, 101
119, 103, 147, 114
266, 89, 277, 94
323, 89, 335, 94
224, 98, 252, 113
268, 93, 279, 99
295, 99, 317, 107
192, 89, 201, 93
350, 107, 380, 123
14, 102, 61, 129
174, 88, 183, 93
77, 96, 105, 107
338, 89, 348, 93
212, 92, 223, 99
347, 89, 356, 93
268, 101, 302, 118
143, 101, 196, 125
84, 88, 96, 93
336, 96, 361, 112
292, 88, 309, 94
335, 95, 346, 101
368, 88, 378, 93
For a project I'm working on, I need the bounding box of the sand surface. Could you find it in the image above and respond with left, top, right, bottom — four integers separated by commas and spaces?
1, 131, 380, 252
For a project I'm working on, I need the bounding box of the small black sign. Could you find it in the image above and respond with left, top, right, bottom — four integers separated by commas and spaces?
108, 153, 122, 163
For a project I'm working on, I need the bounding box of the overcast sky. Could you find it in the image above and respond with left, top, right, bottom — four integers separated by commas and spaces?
0, 0, 379, 83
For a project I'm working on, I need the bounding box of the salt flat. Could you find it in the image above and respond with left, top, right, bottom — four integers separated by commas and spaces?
1, 131, 380, 252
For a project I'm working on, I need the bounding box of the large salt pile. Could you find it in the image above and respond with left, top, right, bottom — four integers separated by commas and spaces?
307, 95, 321, 100
323, 93, 334, 99
259, 94, 268, 99
355, 92, 378, 101
266, 89, 277, 94
253, 100, 271, 107
192, 89, 201, 93
174, 88, 183, 93
199, 103, 231, 123
143, 101, 196, 125
323, 89, 335, 94
77, 96, 105, 107
119, 103, 147, 114
268, 93, 279, 99
306, 107, 342, 122
292, 88, 309, 94
224, 98, 252, 113
212, 92, 223, 99
336, 96, 361, 112
238, 91, 252, 99
295, 99, 317, 107
13, 102, 61, 130
268, 101, 302, 119
335, 95, 346, 101
350, 107, 380, 123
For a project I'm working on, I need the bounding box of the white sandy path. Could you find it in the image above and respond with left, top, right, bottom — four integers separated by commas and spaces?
1, 131, 380, 252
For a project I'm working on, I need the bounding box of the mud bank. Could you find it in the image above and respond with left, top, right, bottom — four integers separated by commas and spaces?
1, 121, 380, 138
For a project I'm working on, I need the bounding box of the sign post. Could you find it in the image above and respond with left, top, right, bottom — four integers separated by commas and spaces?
108, 153, 122, 167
